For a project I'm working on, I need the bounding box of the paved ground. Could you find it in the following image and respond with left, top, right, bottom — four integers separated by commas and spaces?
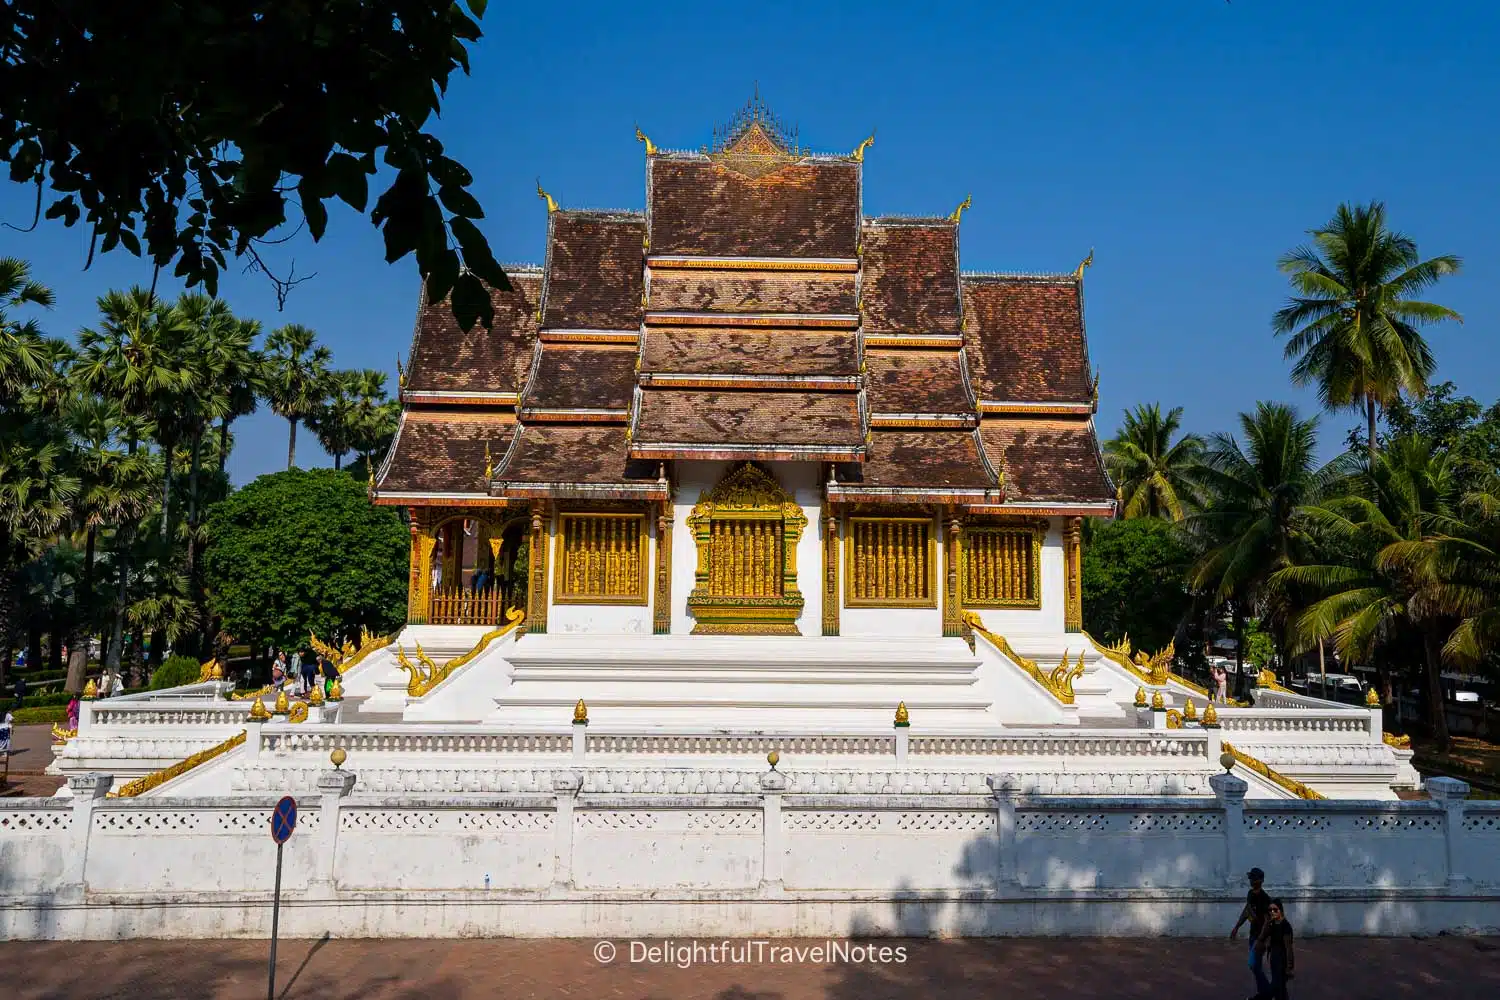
2, 724, 64, 797
2, 936, 1497, 999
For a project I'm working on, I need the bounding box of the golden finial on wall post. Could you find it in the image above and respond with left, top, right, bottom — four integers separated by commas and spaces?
1074, 247, 1094, 280
1134, 686, 1147, 707
573, 698, 588, 724
1150, 690, 1165, 711
851, 132, 875, 162
948, 194, 972, 224
1365, 685, 1381, 707
82, 678, 98, 700
635, 125, 657, 156
247, 695, 271, 721
536, 179, 558, 213
1183, 698, 1197, 722
894, 701, 910, 727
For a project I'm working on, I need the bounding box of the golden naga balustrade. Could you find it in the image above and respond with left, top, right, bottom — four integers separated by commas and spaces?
962, 611, 1083, 705
846, 517, 935, 607
396, 608, 526, 698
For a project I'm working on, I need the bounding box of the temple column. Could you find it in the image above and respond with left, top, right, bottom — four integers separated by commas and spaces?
942, 509, 964, 638
822, 504, 840, 636
407, 508, 436, 625
526, 501, 550, 634
1064, 516, 1083, 633
653, 501, 672, 635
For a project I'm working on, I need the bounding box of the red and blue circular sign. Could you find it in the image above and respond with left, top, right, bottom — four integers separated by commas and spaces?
270, 795, 298, 844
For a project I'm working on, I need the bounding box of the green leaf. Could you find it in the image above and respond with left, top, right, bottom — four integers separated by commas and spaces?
449, 216, 508, 290
437, 184, 483, 219
469, 0, 489, 17
450, 272, 493, 332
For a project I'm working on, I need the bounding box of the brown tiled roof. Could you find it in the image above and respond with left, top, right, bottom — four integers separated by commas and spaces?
495, 424, 663, 498
979, 417, 1113, 503
647, 270, 856, 315
861, 223, 962, 334
640, 328, 858, 377
648, 158, 859, 258
541, 214, 645, 330
377, 410, 516, 496
963, 276, 1091, 403
523, 343, 636, 411
632, 388, 862, 449
864, 350, 973, 414
406, 274, 540, 394
837, 429, 998, 493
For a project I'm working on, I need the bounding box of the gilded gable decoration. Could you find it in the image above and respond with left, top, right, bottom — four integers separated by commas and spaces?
686, 462, 807, 634
707, 87, 805, 180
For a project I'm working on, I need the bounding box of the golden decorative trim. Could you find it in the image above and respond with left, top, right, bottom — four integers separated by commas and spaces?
51, 724, 76, 745
648, 256, 859, 273
1074, 248, 1094, 280
863, 335, 965, 349
287, 701, 309, 723
868, 415, 975, 429
1383, 732, 1412, 750
942, 510, 964, 638
1223, 741, 1326, 800
1063, 516, 1083, 632
553, 511, 649, 605
961, 520, 1043, 609
1084, 631, 1211, 698
309, 626, 389, 675
536, 179, 558, 213
822, 504, 840, 635
538, 330, 639, 344
112, 730, 248, 798
399, 608, 525, 698
1256, 668, 1295, 694
948, 194, 972, 224
851, 134, 876, 162
640, 375, 859, 391
963, 612, 1081, 705
645, 312, 859, 329
844, 515, 937, 608
1166, 708, 1183, 729
978, 401, 1095, 415
686, 463, 806, 635
654, 500, 673, 635
634, 125, 657, 156
527, 502, 550, 633
401, 391, 521, 406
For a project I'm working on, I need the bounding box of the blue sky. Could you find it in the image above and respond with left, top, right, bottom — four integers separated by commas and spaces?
3, 1, 1497, 483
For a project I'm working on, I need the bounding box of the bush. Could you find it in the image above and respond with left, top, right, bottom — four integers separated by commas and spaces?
150, 654, 204, 690
9, 705, 69, 725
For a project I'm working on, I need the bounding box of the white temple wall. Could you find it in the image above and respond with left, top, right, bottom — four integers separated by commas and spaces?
967, 517, 1067, 638
3, 780, 1495, 939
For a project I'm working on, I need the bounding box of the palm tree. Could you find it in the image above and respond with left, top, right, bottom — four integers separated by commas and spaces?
348, 369, 398, 471
1277, 436, 1460, 748
1188, 402, 1346, 694
264, 324, 333, 468
1273, 202, 1462, 465
212, 318, 265, 476
0, 257, 58, 397
307, 370, 359, 470
1103, 403, 1204, 521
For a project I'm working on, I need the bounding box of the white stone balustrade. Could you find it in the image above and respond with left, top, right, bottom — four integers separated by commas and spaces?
2, 773, 1496, 940
1217, 708, 1372, 742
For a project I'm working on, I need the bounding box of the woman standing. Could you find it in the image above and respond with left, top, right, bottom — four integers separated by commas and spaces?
1255, 899, 1295, 999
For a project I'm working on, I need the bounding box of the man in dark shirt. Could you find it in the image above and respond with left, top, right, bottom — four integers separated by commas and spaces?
1254, 899, 1295, 999
1230, 867, 1272, 999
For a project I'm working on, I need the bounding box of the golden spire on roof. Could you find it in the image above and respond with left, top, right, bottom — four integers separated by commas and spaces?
1074, 247, 1095, 280
851, 132, 876, 162
395, 356, 405, 390
536, 179, 558, 213
635, 125, 657, 156
948, 194, 972, 224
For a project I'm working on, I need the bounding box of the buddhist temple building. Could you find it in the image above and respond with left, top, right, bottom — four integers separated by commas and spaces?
373, 94, 1115, 650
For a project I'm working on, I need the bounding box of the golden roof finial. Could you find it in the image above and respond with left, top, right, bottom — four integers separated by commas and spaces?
1074, 247, 1095, 280
573, 698, 588, 724
536, 178, 558, 213
851, 132, 876, 162
396, 356, 405, 390
635, 125, 657, 156
894, 701, 910, 727
948, 194, 972, 224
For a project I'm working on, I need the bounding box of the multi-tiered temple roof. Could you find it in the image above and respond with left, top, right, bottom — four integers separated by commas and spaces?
376, 97, 1112, 514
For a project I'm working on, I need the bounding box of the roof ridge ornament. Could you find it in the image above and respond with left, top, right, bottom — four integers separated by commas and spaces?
536, 179, 558, 213
635, 125, 657, 157
1074, 247, 1094, 280
948, 194, 972, 224
851, 132, 875, 162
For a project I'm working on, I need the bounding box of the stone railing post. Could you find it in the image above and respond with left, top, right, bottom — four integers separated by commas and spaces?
1210, 771, 1248, 888
987, 777, 1020, 886
63, 772, 113, 898
550, 770, 581, 893
761, 769, 787, 895
1367, 705, 1384, 745
1426, 776, 1470, 888
245, 715, 264, 757
310, 767, 356, 898
571, 718, 587, 764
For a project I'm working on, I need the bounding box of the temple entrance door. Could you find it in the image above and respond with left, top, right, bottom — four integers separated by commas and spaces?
428, 516, 527, 626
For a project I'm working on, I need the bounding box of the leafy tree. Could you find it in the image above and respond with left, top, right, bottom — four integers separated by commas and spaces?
0, 256, 57, 396
0, 1, 508, 331
203, 469, 407, 651
264, 324, 333, 469
1274, 201, 1462, 465
1189, 403, 1346, 694
1081, 518, 1195, 655
149, 654, 202, 691
1103, 403, 1204, 521
1383, 381, 1500, 491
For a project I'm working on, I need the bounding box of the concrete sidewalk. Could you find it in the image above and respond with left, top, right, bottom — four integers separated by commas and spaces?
2, 935, 1497, 999
2, 724, 64, 797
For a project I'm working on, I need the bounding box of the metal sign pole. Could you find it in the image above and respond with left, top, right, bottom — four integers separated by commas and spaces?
268, 840, 284, 1000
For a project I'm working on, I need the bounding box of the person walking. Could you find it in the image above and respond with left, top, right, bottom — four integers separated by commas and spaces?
289, 650, 303, 691
300, 651, 319, 696
1254, 899, 1295, 999
1230, 866, 1272, 999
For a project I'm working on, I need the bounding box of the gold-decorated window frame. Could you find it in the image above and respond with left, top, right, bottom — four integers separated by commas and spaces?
552, 511, 650, 606
843, 515, 938, 609
961, 519, 1045, 610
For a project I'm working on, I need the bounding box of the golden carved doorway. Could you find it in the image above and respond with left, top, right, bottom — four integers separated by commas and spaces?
686, 463, 807, 635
